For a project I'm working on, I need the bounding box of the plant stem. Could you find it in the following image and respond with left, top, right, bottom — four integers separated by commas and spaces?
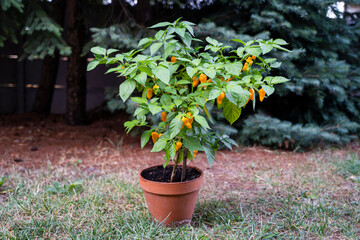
181, 148, 188, 182
170, 152, 180, 183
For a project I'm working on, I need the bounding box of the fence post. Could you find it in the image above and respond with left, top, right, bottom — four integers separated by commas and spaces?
17, 53, 25, 114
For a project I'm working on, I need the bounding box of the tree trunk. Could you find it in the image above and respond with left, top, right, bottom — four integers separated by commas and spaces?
32, 0, 65, 114
65, 0, 87, 125
32, 54, 59, 113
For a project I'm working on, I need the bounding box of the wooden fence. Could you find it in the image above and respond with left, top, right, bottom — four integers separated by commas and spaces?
0, 43, 120, 114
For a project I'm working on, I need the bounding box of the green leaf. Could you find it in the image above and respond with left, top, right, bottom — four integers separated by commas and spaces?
194, 115, 210, 130
181, 20, 196, 26
149, 22, 172, 28
164, 43, 175, 58
223, 98, 241, 125
265, 58, 277, 64
132, 54, 148, 62
270, 62, 282, 68
273, 45, 290, 52
176, 57, 191, 62
253, 75, 263, 82
119, 79, 136, 102
273, 39, 288, 45
270, 76, 290, 84
138, 38, 153, 47
134, 107, 148, 118
261, 85, 275, 96
183, 136, 203, 153
204, 67, 216, 79
208, 88, 222, 100
131, 97, 148, 105
192, 59, 201, 66
259, 42, 273, 54
225, 62, 243, 76
151, 138, 168, 152
246, 46, 262, 57
164, 86, 177, 95
170, 115, 183, 139
203, 145, 215, 166
186, 67, 198, 78
236, 47, 245, 57
150, 42, 163, 56
154, 66, 170, 85
175, 27, 186, 38
141, 130, 152, 148
134, 72, 147, 86
232, 39, 246, 45
138, 66, 152, 76
87, 60, 99, 71
183, 32, 192, 48
107, 49, 118, 55
124, 119, 139, 133
206, 37, 219, 46
155, 30, 165, 40
179, 88, 188, 95
149, 104, 162, 115
169, 142, 177, 160
90, 46, 106, 56
176, 80, 191, 85
183, 23, 195, 36
174, 99, 182, 106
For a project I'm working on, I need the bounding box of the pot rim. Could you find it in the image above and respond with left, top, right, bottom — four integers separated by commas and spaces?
139, 164, 203, 185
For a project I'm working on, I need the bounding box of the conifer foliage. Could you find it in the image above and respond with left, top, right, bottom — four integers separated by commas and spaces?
211, 0, 360, 149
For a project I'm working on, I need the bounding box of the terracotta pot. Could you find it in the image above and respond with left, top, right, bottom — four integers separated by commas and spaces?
139, 165, 204, 227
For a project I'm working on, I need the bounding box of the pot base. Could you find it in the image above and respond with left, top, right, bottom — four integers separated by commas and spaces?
139, 165, 204, 227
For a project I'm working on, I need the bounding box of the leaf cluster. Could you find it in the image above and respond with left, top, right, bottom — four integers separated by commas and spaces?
89, 18, 290, 166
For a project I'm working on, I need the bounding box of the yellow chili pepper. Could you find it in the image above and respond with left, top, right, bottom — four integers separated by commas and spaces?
192, 76, 199, 87
171, 56, 177, 63
217, 92, 226, 106
161, 112, 167, 122
259, 88, 266, 102
199, 73, 207, 84
151, 132, 159, 144
181, 116, 192, 129
147, 88, 153, 99
245, 88, 255, 106
246, 57, 253, 66
176, 141, 182, 151
242, 62, 248, 72
249, 88, 255, 101
153, 84, 160, 95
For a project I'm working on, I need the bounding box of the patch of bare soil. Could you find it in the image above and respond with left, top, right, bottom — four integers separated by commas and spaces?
0, 113, 359, 195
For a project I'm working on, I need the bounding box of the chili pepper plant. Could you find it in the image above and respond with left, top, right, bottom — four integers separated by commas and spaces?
88, 19, 290, 182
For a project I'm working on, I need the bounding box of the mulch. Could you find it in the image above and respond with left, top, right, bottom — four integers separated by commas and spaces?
0, 112, 358, 193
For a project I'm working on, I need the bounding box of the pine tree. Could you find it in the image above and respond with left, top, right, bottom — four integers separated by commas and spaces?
99, 0, 360, 149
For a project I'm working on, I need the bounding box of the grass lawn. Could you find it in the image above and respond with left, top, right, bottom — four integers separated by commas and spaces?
0, 151, 359, 239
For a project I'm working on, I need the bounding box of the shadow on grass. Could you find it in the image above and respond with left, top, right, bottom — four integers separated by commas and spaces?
192, 198, 246, 227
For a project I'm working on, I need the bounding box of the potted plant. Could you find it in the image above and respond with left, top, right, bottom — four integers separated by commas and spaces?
88, 18, 290, 227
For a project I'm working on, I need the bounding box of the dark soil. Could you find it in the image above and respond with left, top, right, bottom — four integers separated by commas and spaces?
141, 165, 202, 183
